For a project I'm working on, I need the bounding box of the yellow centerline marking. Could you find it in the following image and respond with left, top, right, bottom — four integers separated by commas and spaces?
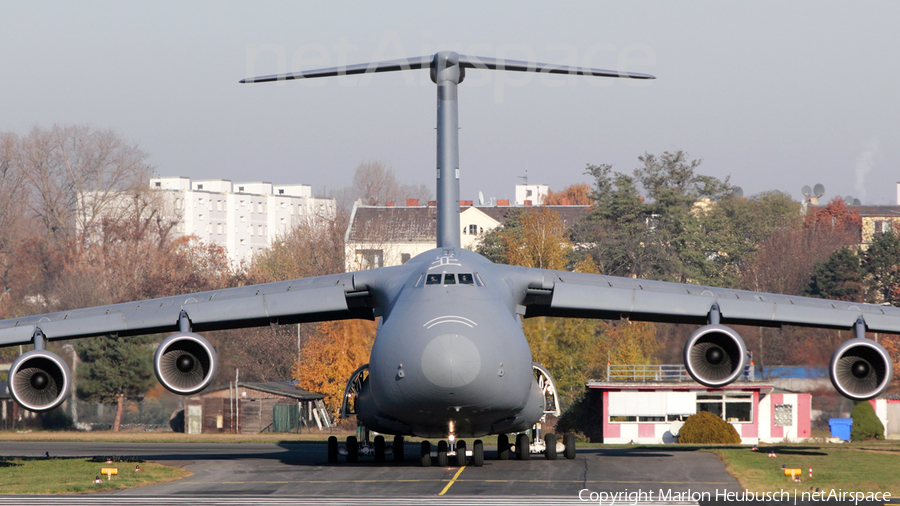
438, 466, 465, 496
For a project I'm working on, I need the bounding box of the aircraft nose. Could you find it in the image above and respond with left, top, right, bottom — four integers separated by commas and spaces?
420, 333, 482, 388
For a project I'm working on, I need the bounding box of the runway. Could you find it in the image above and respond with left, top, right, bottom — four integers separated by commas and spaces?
0, 440, 738, 503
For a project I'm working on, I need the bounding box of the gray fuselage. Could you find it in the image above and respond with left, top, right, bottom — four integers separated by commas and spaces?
356, 248, 544, 438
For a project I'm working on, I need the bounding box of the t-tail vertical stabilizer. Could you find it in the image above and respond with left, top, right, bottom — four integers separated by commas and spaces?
241, 52, 655, 250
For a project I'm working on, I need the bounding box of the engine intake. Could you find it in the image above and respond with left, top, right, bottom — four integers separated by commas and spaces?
9, 350, 71, 412
830, 338, 892, 400
684, 324, 746, 388
154, 332, 217, 395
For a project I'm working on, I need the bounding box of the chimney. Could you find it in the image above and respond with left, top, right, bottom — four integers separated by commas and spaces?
497, 199, 509, 206
460, 200, 473, 207
386, 201, 394, 207
524, 200, 532, 206
406, 198, 418, 206
427, 201, 436, 207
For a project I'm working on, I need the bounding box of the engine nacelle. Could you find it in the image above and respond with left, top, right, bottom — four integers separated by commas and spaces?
154, 332, 217, 395
684, 324, 747, 388
9, 350, 71, 412
829, 338, 893, 401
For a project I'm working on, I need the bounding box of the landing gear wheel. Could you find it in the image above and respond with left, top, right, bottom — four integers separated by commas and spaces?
437, 440, 449, 467
374, 435, 385, 462
327, 436, 338, 464
516, 433, 530, 461
544, 433, 557, 460
455, 440, 467, 467
472, 440, 484, 467
497, 433, 510, 460
564, 433, 576, 459
393, 435, 405, 462
346, 436, 358, 463
420, 440, 432, 467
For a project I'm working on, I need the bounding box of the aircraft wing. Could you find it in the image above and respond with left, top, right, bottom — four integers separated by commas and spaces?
518, 268, 900, 333
0, 269, 390, 347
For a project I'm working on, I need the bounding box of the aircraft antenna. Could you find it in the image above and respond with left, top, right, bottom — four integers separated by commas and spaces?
241, 52, 654, 250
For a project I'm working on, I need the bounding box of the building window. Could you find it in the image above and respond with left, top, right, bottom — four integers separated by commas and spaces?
238, 186, 244, 192
697, 392, 752, 422
774, 404, 793, 426
468, 224, 479, 235
197, 184, 203, 190
279, 189, 284, 195
356, 249, 383, 270
875, 220, 892, 234
401, 253, 411, 264
154, 181, 161, 187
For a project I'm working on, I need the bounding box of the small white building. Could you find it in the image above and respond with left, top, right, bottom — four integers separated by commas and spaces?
872, 396, 900, 439
80, 177, 335, 266
515, 184, 549, 206
584, 370, 812, 445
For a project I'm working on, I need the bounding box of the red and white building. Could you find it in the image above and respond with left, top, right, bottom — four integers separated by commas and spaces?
583, 367, 811, 444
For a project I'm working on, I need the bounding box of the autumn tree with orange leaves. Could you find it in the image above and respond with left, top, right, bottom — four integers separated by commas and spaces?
544, 183, 592, 206
294, 319, 376, 417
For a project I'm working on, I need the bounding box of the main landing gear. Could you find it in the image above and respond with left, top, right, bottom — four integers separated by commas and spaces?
328, 427, 405, 464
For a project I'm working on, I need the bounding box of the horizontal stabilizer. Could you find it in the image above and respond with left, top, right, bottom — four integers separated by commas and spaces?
457, 55, 655, 80
241, 52, 655, 83
240, 56, 433, 83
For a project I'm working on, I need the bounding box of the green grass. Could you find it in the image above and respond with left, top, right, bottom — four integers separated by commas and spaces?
0, 457, 192, 494
708, 446, 900, 495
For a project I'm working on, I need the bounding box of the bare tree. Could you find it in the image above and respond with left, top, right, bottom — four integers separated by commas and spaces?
347, 160, 432, 207
16, 125, 151, 247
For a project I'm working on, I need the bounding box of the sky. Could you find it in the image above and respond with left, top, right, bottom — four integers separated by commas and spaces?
2, 1, 898, 206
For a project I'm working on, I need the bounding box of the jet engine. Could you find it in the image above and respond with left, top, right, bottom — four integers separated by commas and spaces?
829, 338, 893, 400
684, 324, 747, 388
154, 332, 217, 395
8, 350, 71, 412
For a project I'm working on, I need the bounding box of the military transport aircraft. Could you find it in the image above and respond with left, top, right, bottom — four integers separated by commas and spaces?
0, 52, 894, 467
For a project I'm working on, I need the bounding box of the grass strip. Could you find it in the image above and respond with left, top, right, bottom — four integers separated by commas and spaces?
0, 457, 191, 494
708, 446, 900, 495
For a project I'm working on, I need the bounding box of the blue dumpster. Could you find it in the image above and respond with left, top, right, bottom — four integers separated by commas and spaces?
829, 418, 852, 441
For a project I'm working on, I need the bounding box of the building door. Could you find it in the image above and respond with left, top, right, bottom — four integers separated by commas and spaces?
187, 404, 202, 434
887, 402, 900, 439
273, 403, 298, 433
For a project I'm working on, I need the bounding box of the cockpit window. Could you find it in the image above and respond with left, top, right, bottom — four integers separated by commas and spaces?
458, 273, 474, 285
444, 274, 456, 284
425, 273, 442, 285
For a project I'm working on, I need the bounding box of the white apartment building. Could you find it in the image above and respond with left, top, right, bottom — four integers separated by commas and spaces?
81, 177, 336, 266
153, 177, 335, 265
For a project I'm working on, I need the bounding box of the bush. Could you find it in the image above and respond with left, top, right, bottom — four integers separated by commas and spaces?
678, 411, 741, 444
850, 401, 884, 441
